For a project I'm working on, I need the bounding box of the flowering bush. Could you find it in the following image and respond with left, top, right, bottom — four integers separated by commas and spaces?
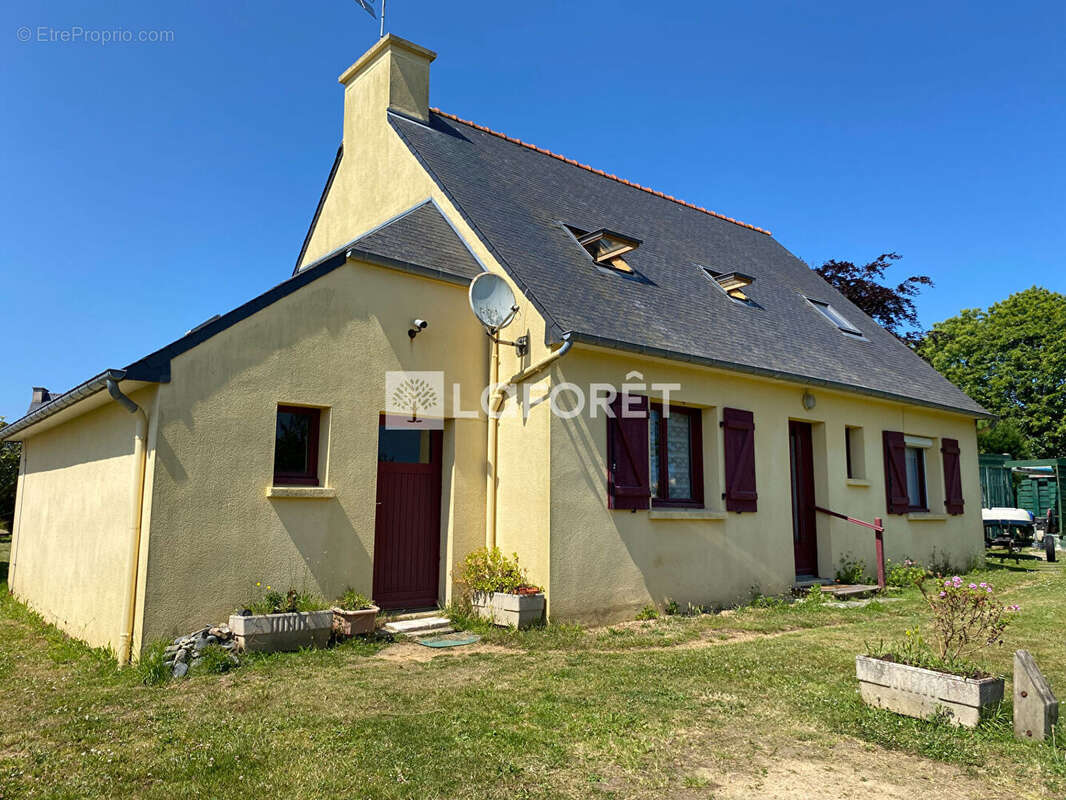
456, 547, 540, 598
918, 575, 1018, 663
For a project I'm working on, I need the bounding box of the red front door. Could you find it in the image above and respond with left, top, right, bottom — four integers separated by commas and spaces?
372, 422, 443, 609
789, 421, 819, 577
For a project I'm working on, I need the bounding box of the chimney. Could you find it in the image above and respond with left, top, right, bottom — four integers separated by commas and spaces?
28, 387, 52, 413
338, 34, 436, 127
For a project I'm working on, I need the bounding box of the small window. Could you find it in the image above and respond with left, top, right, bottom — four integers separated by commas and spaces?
904, 446, 927, 511
807, 298, 862, 336
274, 405, 321, 486
845, 425, 865, 479
648, 402, 703, 507
378, 428, 431, 463
567, 225, 641, 273
701, 267, 758, 306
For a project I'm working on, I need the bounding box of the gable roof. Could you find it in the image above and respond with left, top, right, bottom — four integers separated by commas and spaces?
390, 110, 988, 417
2, 201, 481, 441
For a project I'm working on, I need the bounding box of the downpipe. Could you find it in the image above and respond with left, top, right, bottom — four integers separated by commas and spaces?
485, 333, 572, 549
107, 379, 148, 667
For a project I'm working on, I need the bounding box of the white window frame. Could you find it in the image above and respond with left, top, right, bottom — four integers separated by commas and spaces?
805, 297, 864, 337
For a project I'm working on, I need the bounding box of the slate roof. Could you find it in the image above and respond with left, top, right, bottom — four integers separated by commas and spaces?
390, 110, 987, 417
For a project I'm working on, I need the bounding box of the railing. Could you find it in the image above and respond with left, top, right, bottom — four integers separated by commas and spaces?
815, 506, 886, 589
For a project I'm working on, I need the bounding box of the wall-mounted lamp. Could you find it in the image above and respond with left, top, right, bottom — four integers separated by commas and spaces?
408, 318, 428, 339
802, 391, 816, 411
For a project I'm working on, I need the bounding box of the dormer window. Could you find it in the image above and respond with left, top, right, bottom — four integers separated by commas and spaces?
806, 298, 863, 337
701, 267, 758, 306
569, 227, 641, 273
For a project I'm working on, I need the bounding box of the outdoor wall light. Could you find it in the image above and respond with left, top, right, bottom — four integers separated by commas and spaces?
408, 318, 428, 339
802, 391, 817, 410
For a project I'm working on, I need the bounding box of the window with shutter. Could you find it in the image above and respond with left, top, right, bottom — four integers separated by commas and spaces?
722, 408, 757, 512
606, 394, 650, 510
882, 430, 910, 514
941, 438, 965, 515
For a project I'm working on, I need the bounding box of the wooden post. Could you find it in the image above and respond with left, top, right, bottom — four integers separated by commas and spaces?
874, 517, 885, 589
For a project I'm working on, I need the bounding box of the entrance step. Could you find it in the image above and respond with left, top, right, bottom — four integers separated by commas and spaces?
384, 615, 455, 638
388, 609, 443, 622
793, 576, 833, 590
821, 583, 881, 599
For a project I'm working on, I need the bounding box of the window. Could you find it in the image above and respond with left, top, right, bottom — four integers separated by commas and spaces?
378, 428, 431, 463
807, 298, 863, 336
845, 425, 865, 479
701, 267, 758, 306
904, 445, 927, 511
273, 405, 321, 486
648, 402, 703, 507
566, 225, 641, 273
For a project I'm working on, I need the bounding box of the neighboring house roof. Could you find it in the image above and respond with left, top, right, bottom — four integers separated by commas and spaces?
1, 202, 481, 441
388, 110, 987, 417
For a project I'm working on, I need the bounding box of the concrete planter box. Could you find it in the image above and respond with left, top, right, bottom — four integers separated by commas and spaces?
472, 591, 545, 629
229, 610, 333, 653
856, 655, 1004, 727
332, 606, 379, 638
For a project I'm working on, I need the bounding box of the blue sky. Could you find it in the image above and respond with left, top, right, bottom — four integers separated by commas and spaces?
2, 0, 1063, 422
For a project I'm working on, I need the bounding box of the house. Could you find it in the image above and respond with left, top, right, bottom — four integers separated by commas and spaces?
3, 36, 988, 663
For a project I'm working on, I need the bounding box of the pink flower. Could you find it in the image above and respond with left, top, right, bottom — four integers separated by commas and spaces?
979, 582, 988, 588
943, 579, 952, 588
969, 583, 978, 589
939, 591, 946, 597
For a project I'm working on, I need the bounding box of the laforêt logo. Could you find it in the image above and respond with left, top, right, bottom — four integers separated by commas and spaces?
385, 371, 444, 429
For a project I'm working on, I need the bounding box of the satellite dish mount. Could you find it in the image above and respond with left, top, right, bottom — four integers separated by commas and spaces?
468, 273, 529, 356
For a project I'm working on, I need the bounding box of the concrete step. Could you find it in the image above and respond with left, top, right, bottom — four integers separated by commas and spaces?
822, 583, 881, 598
793, 576, 833, 590
384, 615, 454, 637
387, 609, 443, 622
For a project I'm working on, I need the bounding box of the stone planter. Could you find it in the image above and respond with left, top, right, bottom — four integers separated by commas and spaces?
332, 606, 379, 638
229, 610, 333, 653
856, 655, 1004, 727
472, 591, 545, 629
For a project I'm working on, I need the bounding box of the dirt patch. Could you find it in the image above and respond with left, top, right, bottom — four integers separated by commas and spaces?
374, 640, 514, 663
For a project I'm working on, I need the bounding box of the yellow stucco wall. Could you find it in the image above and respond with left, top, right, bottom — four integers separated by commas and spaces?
137, 258, 487, 645
543, 347, 984, 623
8, 385, 158, 652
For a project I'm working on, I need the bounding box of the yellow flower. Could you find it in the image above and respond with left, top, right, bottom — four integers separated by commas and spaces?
255, 582, 261, 587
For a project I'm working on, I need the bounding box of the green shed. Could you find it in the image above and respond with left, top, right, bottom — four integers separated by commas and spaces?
1005, 458, 1065, 525
979, 453, 1014, 509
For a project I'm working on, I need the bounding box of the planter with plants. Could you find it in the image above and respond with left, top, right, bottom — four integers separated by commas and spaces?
857, 575, 1018, 727
458, 547, 545, 629
229, 584, 333, 653
332, 589, 380, 639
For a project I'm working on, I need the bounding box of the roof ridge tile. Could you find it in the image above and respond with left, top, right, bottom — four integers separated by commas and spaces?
430, 107, 772, 236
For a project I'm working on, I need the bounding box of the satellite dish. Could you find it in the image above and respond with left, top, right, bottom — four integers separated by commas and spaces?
469, 272, 519, 331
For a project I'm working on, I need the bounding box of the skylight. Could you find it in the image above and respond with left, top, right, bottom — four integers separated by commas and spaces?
807, 298, 863, 336
570, 227, 641, 273
700, 267, 757, 306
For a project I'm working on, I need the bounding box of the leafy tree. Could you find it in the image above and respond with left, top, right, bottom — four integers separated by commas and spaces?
976, 419, 1030, 459
917, 287, 1066, 458
814, 252, 933, 344
0, 421, 20, 529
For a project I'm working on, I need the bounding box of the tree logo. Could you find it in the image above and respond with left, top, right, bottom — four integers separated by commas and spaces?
385, 371, 444, 429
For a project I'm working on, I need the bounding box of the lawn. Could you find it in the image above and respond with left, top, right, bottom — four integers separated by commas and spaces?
1, 557, 1064, 799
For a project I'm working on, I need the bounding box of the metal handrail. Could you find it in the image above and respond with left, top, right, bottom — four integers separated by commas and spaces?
815, 506, 886, 588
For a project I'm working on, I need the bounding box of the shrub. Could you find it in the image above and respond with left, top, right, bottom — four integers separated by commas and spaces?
919, 575, 1018, 663
835, 554, 869, 584
663, 599, 680, 616
885, 557, 927, 588
455, 547, 538, 599
193, 644, 238, 675
635, 605, 658, 620
243, 583, 329, 615
136, 640, 172, 686
337, 589, 374, 610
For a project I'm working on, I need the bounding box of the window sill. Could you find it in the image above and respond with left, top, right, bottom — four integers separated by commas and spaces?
907, 512, 947, 522
649, 508, 728, 521
267, 486, 337, 499
845, 478, 871, 487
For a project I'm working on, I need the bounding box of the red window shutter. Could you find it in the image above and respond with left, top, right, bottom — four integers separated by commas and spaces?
607, 395, 650, 510
882, 431, 909, 514
722, 408, 757, 512
941, 437, 965, 515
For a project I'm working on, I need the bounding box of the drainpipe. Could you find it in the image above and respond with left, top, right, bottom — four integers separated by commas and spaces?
485, 333, 573, 549
107, 378, 148, 668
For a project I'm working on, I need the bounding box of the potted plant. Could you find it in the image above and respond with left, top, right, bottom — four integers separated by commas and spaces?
229, 584, 333, 653
457, 547, 545, 629
332, 589, 380, 638
856, 575, 1018, 727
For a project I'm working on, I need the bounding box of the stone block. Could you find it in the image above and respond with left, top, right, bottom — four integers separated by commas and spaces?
1014, 649, 1058, 741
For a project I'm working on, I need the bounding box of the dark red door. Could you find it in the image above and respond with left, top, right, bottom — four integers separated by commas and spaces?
789, 421, 818, 577
372, 421, 443, 609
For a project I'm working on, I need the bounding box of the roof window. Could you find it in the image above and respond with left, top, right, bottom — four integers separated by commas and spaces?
569, 227, 641, 273
807, 298, 863, 336
701, 267, 758, 306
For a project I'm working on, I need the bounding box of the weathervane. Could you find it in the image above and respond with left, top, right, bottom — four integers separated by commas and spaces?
354, 0, 388, 39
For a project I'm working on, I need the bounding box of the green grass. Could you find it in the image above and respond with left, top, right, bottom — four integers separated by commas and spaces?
1, 557, 1064, 798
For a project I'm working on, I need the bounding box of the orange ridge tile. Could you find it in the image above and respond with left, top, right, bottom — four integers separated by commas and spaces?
430, 107, 772, 236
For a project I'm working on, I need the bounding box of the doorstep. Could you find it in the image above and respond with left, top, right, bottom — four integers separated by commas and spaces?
383, 615, 454, 638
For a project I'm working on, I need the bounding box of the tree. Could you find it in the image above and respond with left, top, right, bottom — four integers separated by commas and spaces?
916, 287, 1066, 458
814, 252, 933, 344
0, 421, 20, 529
976, 419, 1030, 459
